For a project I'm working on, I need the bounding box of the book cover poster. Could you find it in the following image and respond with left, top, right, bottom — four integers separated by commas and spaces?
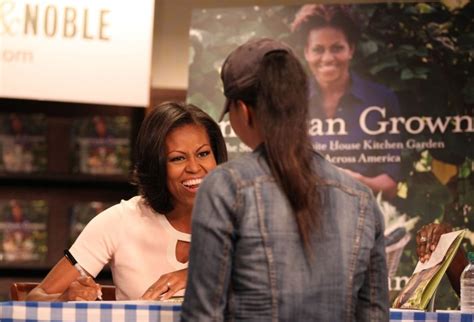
0, 113, 48, 173
0, 199, 48, 262
71, 116, 131, 175
69, 201, 113, 246
188, 2, 473, 308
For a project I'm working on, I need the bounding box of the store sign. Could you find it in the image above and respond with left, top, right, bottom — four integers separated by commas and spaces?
0, 0, 154, 106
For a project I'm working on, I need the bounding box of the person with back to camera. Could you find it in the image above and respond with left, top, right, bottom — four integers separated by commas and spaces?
26, 101, 227, 301
181, 38, 388, 321
291, 4, 402, 199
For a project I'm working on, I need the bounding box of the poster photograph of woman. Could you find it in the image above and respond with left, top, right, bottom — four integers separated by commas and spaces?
186, 1, 473, 309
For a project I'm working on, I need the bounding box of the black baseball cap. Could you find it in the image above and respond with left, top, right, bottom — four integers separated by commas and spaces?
219, 38, 294, 121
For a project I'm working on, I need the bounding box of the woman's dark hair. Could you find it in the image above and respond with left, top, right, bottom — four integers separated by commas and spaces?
241, 51, 321, 251
131, 101, 227, 214
291, 4, 360, 47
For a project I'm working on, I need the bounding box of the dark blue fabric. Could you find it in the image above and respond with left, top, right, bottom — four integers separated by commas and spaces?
308, 73, 403, 182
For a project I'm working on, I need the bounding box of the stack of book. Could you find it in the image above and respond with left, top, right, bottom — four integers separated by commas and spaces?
0, 199, 48, 262
0, 113, 47, 173
71, 116, 131, 175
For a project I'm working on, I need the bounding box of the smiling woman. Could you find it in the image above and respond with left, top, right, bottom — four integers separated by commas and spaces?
26, 101, 227, 302
165, 124, 217, 232
291, 4, 403, 199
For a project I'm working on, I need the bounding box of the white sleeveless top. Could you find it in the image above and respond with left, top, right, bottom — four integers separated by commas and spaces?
70, 196, 190, 300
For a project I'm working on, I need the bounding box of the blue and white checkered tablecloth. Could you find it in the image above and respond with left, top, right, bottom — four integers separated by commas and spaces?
0, 301, 181, 322
1, 302, 473, 321
390, 309, 474, 322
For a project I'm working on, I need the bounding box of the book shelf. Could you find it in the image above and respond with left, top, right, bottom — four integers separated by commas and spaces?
0, 98, 141, 299
0, 89, 187, 300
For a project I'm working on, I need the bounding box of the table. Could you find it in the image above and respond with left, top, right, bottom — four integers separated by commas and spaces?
1, 302, 473, 321
390, 309, 473, 322
0, 301, 181, 322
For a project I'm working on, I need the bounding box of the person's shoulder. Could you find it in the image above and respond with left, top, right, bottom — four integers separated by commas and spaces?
352, 73, 390, 91
91, 196, 145, 224
116, 195, 160, 220
224, 150, 270, 180
116, 196, 143, 212
313, 152, 372, 195
203, 151, 266, 188
351, 72, 398, 101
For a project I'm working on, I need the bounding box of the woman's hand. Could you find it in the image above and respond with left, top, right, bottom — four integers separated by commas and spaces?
416, 223, 452, 263
416, 222, 468, 296
57, 276, 102, 301
26, 257, 102, 302
140, 268, 187, 300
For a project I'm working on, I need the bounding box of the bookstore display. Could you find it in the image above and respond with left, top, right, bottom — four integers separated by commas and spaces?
71, 116, 131, 175
0, 107, 139, 260
0, 199, 48, 262
0, 113, 47, 173
0, 99, 146, 301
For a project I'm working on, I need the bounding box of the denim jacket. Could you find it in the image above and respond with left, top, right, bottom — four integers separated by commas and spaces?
182, 147, 389, 322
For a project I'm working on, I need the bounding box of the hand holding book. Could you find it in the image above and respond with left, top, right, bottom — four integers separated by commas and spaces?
392, 229, 465, 310
416, 223, 453, 263
416, 223, 468, 296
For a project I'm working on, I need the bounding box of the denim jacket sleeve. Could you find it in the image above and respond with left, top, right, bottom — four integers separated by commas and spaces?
356, 196, 389, 321
181, 167, 237, 322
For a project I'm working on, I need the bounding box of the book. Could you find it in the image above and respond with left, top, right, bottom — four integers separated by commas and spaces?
392, 229, 465, 310
69, 201, 114, 246
0, 113, 48, 173
71, 116, 131, 175
0, 199, 48, 262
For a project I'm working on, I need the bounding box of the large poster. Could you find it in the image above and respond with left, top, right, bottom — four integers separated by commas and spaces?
187, 2, 473, 308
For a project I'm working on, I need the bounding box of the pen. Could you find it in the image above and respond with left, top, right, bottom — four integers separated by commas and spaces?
64, 249, 103, 300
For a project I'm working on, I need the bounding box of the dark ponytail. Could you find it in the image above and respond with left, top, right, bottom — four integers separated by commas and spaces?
250, 51, 321, 250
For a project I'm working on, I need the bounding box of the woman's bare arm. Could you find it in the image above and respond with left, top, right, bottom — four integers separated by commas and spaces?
26, 257, 101, 301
